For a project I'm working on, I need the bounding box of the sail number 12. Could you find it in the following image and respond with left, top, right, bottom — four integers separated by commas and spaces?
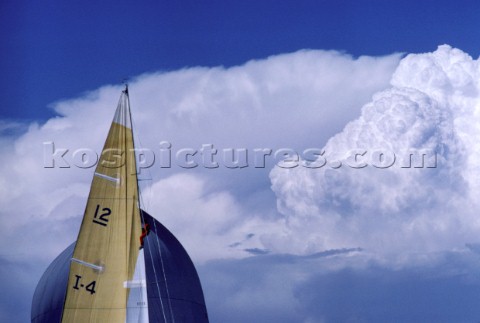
92, 204, 111, 227
73, 275, 96, 295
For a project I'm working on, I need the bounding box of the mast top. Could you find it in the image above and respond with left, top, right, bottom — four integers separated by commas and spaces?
123, 83, 129, 95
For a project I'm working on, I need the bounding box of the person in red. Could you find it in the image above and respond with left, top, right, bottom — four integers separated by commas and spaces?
139, 223, 151, 249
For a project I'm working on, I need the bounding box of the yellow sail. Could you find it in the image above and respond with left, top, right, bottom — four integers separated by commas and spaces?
61, 87, 142, 322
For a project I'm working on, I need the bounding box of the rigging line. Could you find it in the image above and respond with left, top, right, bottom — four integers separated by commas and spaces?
126, 87, 149, 254
125, 90, 150, 322
151, 219, 176, 323
127, 88, 169, 323
124, 93, 130, 274
127, 89, 175, 322
144, 224, 168, 322
129, 104, 153, 213
126, 86, 153, 211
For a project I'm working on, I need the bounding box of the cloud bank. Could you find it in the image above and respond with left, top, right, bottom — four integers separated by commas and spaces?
0, 49, 399, 264
5, 46, 480, 322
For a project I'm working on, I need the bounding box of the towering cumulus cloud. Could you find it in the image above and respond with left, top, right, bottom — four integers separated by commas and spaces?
270, 45, 480, 257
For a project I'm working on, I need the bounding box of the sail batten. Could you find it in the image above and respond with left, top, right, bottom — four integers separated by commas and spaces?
71, 258, 105, 271
94, 172, 120, 184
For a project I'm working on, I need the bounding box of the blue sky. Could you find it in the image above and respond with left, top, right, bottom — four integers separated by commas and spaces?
4, 1, 480, 323
2, 0, 480, 120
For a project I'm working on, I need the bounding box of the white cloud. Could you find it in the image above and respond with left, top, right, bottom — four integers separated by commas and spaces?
141, 172, 285, 262
270, 45, 480, 259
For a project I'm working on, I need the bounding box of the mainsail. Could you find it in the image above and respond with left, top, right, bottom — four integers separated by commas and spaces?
32, 87, 209, 323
